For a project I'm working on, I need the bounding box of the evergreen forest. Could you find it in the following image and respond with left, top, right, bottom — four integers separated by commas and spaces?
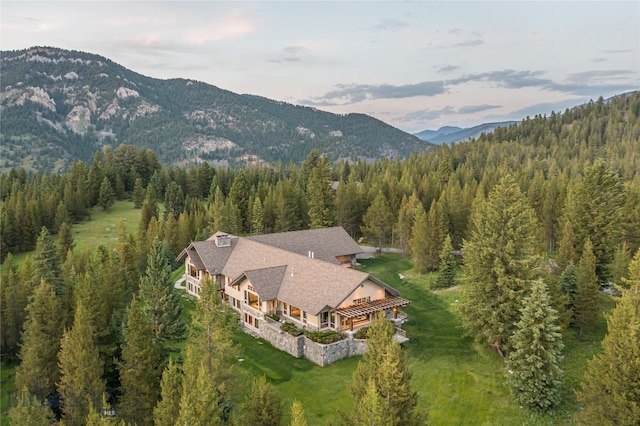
1, 92, 639, 425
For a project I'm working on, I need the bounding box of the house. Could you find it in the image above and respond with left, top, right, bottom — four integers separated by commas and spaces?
176, 227, 410, 365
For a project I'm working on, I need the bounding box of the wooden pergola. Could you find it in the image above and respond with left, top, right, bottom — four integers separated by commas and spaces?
335, 296, 411, 330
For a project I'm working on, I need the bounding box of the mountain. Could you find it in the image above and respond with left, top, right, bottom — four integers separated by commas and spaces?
0, 47, 431, 172
414, 121, 517, 144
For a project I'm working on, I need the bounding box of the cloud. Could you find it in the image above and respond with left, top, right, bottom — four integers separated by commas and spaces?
398, 106, 456, 122
602, 49, 633, 54
452, 39, 484, 47
315, 81, 447, 103
311, 68, 638, 106
373, 19, 409, 32
507, 99, 589, 118
438, 65, 460, 74
269, 45, 307, 63
458, 104, 501, 114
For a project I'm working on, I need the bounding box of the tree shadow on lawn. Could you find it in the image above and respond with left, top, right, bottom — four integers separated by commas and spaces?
233, 331, 315, 384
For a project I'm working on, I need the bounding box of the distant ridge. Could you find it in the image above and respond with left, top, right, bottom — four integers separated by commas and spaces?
0, 46, 431, 172
414, 121, 517, 145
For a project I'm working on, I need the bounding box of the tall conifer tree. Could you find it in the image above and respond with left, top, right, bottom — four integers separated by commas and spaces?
460, 174, 542, 356
118, 298, 162, 425
154, 359, 183, 426
505, 280, 564, 411
15, 280, 64, 400
575, 260, 640, 425
244, 375, 284, 426
58, 302, 106, 426
139, 238, 185, 343
574, 239, 600, 340
347, 314, 422, 425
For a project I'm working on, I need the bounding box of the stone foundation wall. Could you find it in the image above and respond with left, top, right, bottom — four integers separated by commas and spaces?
304, 336, 367, 367
257, 321, 305, 358
248, 318, 400, 367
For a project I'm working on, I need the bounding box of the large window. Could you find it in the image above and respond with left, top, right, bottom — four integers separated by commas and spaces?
289, 305, 301, 320
244, 290, 260, 309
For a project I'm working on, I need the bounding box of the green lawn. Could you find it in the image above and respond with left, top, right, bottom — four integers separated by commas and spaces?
229, 254, 611, 425
1, 213, 611, 424
72, 200, 143, 253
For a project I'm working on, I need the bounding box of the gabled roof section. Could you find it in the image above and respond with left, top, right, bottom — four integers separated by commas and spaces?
246, 227, 362, 265
222, 238, 373, 315
243, 265, 287, 301
176, 234, 239, 274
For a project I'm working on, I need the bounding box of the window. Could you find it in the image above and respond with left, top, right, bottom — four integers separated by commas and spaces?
290, 305, 301, 320
189, 264, 197, 277
320, 311, 329, 327
353, 296, 371, 305
302, 311, 307, 324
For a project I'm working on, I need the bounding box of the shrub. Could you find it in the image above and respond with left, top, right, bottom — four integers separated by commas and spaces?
266, 313, 281, 322
304, 329, 346, 344
280, 322, 303, 336
354, 326, 370, 339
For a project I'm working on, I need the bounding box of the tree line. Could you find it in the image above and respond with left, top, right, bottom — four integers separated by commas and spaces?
1, 91, 639, 424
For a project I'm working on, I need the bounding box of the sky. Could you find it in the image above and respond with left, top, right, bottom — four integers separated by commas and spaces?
1, 1, 639, 133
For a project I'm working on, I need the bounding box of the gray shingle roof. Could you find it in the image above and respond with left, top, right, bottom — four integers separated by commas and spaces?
246, 227, 362, 265
178, 227, 400, 316
222, 238, 378, 315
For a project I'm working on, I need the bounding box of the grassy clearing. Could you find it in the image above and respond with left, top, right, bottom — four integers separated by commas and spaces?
72, 200, 142, 253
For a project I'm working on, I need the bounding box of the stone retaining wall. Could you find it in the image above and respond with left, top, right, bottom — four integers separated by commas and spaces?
247, 318, 401, 367
304, 336, 367, 367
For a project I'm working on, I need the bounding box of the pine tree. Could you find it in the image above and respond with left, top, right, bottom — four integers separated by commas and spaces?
0, 253, 27, 359
556, 219, 578, 271
138, 238, 185, 343
564, 160, 626, 277
118, 298, 162, 426
435, 234, 456, 289
348, 313, 422, 426
289, 400, 308, 426
164, 181, 185, 220
460, 174, 542, 356
609, 242, 631, 287
574, 239, 600, 340
8, 387, 56, 426
244, 375, 284, 426
408, 202, 429, 274
424, 200, 447, 271
58, 221, 75, 259
98, 177, 115, 211
344, 379, 393, 426
132, 177, 145, 209
251, 196, 265, 235
33, 226, 63, 295
505, 280, 564, 412
58, 302, 106, 426
336, 174, 364, 238
140, 185, 159, 232
396, 193, 420, 257
575, 280, 640, 424
15, 280, 64, 401
361, 191, 395, 252
177, 347, 226, 425
178, 277, 238, 423
306, 155, 335, 229
154, 358, 183, 426
229, 169, 250, 230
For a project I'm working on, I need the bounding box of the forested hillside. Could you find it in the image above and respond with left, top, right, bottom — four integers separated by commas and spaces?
1, 91, 638, 424
0, 46, 428, 172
